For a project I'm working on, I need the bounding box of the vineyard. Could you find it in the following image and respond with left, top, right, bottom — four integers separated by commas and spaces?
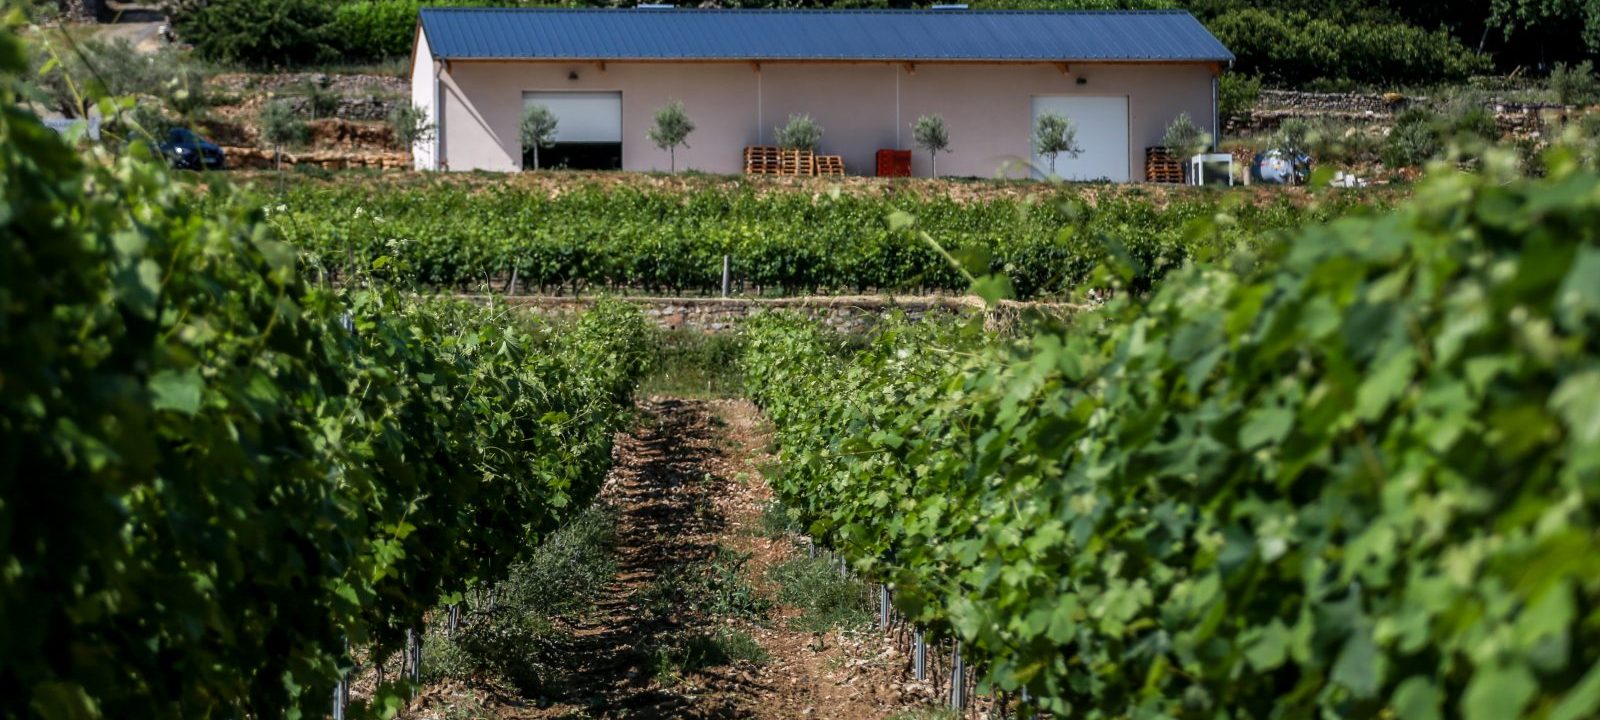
0, 37, 657, 716
742, 164, 1600, 717
9, 8, 1600, 718
264, 179, 1384, 299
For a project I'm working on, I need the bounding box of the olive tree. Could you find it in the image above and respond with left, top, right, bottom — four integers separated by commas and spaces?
1032, 112, 1082, 176
259, 99, 306, 170
1550, 61, 1600, 105
647, 100, 695, 172
301, 76, 338, 119
775, 113, 823, 152
387, 103, 435, 162
520, 105, 558, 170
1163, 112, 1211, 161
912, 114, 950, 177
30, 38, 209, 121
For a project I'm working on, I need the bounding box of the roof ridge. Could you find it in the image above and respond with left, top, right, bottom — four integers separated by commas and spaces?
416, 7, 1234, 64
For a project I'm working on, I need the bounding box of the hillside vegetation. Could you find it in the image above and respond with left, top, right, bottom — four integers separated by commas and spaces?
156, 0, 1597, 89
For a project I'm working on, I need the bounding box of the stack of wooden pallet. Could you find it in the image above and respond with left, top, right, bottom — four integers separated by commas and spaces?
1145, 147, 1184, 184
745, 146, 843, 176
779, 149, 815, 176
744, 146, 782, 175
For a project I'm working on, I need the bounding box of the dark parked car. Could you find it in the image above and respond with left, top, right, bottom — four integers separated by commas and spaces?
159, 128, 225, 170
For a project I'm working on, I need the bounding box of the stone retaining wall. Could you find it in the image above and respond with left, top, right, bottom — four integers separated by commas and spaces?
497, 295, 1075, 333
221, 146, 410, 170
1258, 90, 1404, 115
210, 73, 409, 122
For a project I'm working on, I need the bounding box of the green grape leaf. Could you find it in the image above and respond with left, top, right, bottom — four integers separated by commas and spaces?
148, 367, 203, 415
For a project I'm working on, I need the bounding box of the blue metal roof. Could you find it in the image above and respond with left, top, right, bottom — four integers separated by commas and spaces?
417, 8, 1233, 63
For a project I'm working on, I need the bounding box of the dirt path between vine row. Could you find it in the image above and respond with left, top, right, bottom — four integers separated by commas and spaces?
410, 398, 943, 719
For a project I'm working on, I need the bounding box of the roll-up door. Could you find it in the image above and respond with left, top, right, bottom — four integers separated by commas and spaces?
1030, 96, 1129, 182
522, 91, 622, 170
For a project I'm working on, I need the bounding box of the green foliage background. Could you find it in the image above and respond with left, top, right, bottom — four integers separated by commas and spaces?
170, 0, 1600, 87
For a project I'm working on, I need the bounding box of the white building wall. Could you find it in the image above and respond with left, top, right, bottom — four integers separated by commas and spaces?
409, 28, 439, 171
429, 59, 1218, 179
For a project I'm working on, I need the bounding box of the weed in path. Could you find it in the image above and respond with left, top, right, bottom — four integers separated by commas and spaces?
886, 709, 962, 720
638, 330, 746, 399
641, 546, 773, 623
769, 555, 874, 633
650, 628, 770, 687
430, 690, 497, 720
756, 498, 803, 539
422, 505, 619, 694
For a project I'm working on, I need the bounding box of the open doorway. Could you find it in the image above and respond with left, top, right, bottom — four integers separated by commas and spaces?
523, 91, 623, 170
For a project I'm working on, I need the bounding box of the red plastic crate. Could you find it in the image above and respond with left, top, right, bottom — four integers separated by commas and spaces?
876, 149, 911, 177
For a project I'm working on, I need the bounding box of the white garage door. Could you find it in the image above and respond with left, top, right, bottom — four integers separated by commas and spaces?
1030, 96, 1129, 182
523, 91, 622, 143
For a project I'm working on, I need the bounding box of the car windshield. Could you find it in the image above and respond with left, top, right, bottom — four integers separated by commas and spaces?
168, 129, 200, 144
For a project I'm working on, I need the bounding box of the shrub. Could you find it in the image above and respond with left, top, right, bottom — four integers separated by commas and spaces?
647, 99, 695, 172
1218, 72, 1260, 123
425, 506, 619, 694
329, 0, 508, 61
912, 113, 951, 177
1276, 118, 1313, 157
301, 77, 339, 119
330, 0, 425, 60
1384, 108, 1443, 168
769, 556, 872, 633
1551, 61, 1600, 106
268, 178, 1370, 298
1451, 106, 1501, 143
171, 0, 334, 68
1208, 9, 1490, 87
775, 113, 823, 152
0, 21, 652, 714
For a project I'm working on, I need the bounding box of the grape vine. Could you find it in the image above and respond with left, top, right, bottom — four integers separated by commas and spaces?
0, 30, 652, 718
264, 180, 1379, 299
743, 163, 1600, 718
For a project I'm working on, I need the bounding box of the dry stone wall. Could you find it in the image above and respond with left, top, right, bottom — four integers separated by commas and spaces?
1258, 90, 1403, 114
211, 73, 409, 122
499, 295, 1064, 334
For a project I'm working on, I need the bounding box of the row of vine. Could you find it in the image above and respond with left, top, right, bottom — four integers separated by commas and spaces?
0, 32, 653, 719
264, 181, 1381, 298
742, 159, 1600, 717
